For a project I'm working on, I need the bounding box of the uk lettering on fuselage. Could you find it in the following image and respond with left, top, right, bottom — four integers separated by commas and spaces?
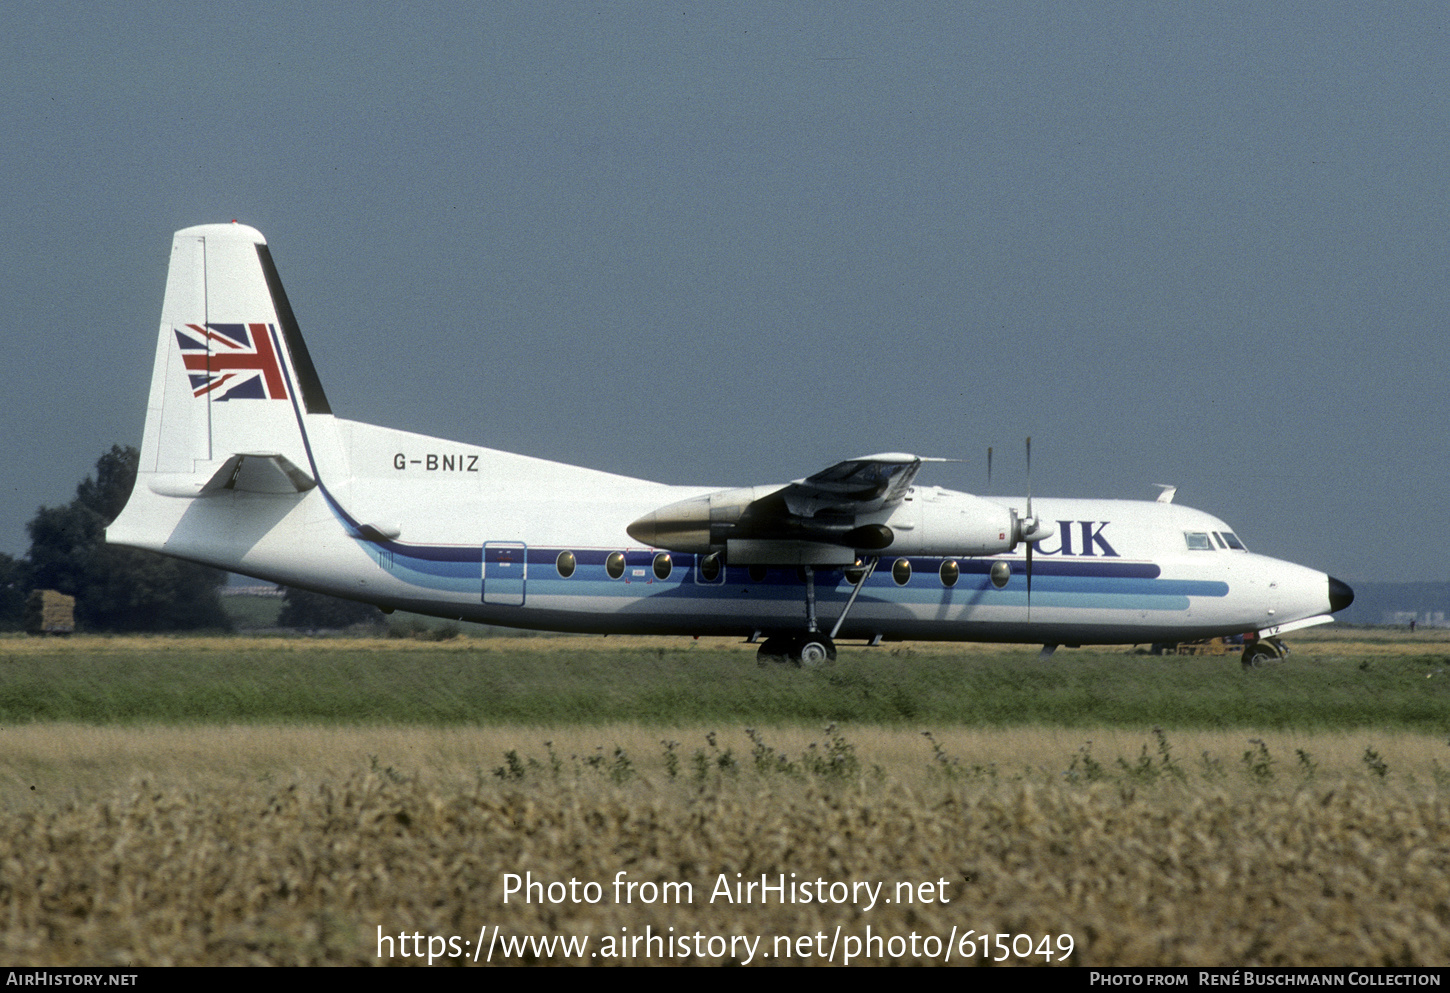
1033, 521, 1117, 557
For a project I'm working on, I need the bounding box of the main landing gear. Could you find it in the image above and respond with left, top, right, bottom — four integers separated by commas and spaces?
757, 634, 837, 667
755, 559, 878, 667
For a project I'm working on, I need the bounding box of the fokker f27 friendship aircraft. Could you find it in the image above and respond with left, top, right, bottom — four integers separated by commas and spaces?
108, 223, 1354, 666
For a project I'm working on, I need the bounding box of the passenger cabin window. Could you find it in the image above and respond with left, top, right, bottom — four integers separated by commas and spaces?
606, 551, 626, 579
940, 560, 959, 587
892, 558, 912, 585
1184, 532, 1214, 551
556, 550, 576, 578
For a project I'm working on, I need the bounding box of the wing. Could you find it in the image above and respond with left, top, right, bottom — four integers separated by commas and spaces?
626, 453, 944, 564
780, 452, 927, 519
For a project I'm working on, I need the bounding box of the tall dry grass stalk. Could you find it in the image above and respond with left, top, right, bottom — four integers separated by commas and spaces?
1, 724, 1447, 966
4, 724, 1449, 803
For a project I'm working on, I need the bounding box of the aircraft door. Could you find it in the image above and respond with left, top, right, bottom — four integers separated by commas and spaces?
483, 542, 526, 606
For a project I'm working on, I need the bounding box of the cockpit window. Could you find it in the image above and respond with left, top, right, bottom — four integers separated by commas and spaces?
1212, 532, 1228, 549
1220, 532, 1246, 550
1184, 532, 1214, 551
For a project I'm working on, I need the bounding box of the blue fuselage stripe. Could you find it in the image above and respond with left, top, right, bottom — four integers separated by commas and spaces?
366, 541, 1227, 611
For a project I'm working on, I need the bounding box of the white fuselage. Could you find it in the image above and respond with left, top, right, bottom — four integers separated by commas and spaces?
110, 414, 1338, 645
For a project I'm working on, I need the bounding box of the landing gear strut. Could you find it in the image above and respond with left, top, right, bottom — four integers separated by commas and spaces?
754, 565, 846, 666
755, 563, 856, 667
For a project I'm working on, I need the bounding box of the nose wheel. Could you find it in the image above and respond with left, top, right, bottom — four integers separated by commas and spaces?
757, 634, 838, 667
1241, 637, 1287, 669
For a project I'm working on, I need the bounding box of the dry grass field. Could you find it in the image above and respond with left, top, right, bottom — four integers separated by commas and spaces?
2, 722, 1449, 807
1, 630, 1447, 966
1, 722, 1448, 966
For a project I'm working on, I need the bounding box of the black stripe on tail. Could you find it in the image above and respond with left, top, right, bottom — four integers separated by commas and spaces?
255, 243, 332, 415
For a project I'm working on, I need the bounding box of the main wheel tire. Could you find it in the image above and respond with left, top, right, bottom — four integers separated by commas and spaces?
756, 637, 793, 666
796, 636, 837, 668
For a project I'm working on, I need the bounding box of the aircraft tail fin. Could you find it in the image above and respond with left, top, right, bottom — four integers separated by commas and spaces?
134, 222, 329, 484
110, 223, 345, 558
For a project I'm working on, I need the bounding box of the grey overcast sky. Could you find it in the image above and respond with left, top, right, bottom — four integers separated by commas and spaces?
1, 3, 1445, 582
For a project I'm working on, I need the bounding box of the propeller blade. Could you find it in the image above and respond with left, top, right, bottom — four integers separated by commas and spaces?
986, 446, 993, 490
1025, 436, 1032, 522
1025, 437, 1034, 619
1026, 534, 1033, 619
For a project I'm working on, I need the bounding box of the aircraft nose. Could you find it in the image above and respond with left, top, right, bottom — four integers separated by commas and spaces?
1328, 576, 1355, 613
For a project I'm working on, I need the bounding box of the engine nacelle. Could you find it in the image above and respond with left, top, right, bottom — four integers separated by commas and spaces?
628, 484, 1054, 561
626, 486, 777, 554
876, 488, 1023, 557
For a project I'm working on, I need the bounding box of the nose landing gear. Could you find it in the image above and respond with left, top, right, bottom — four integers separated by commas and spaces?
1242, 637, 1288, 669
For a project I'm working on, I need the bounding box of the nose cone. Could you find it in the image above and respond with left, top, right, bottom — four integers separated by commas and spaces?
1328, 576, 1355, 613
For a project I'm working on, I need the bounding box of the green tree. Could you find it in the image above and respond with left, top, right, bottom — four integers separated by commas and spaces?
0, 552, 26, 631
277, 587, 383, 630
25, 445, 232, 632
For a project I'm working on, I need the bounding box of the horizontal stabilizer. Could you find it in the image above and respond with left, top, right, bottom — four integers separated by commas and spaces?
148, 452, 316, 498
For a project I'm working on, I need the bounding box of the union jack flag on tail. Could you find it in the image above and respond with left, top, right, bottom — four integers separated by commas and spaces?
174, 323, 289, 401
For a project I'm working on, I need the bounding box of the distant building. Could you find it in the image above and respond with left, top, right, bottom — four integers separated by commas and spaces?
220, 585, 285, 598
1387, 609, 1448, 628
1339, 582, 1450, 627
